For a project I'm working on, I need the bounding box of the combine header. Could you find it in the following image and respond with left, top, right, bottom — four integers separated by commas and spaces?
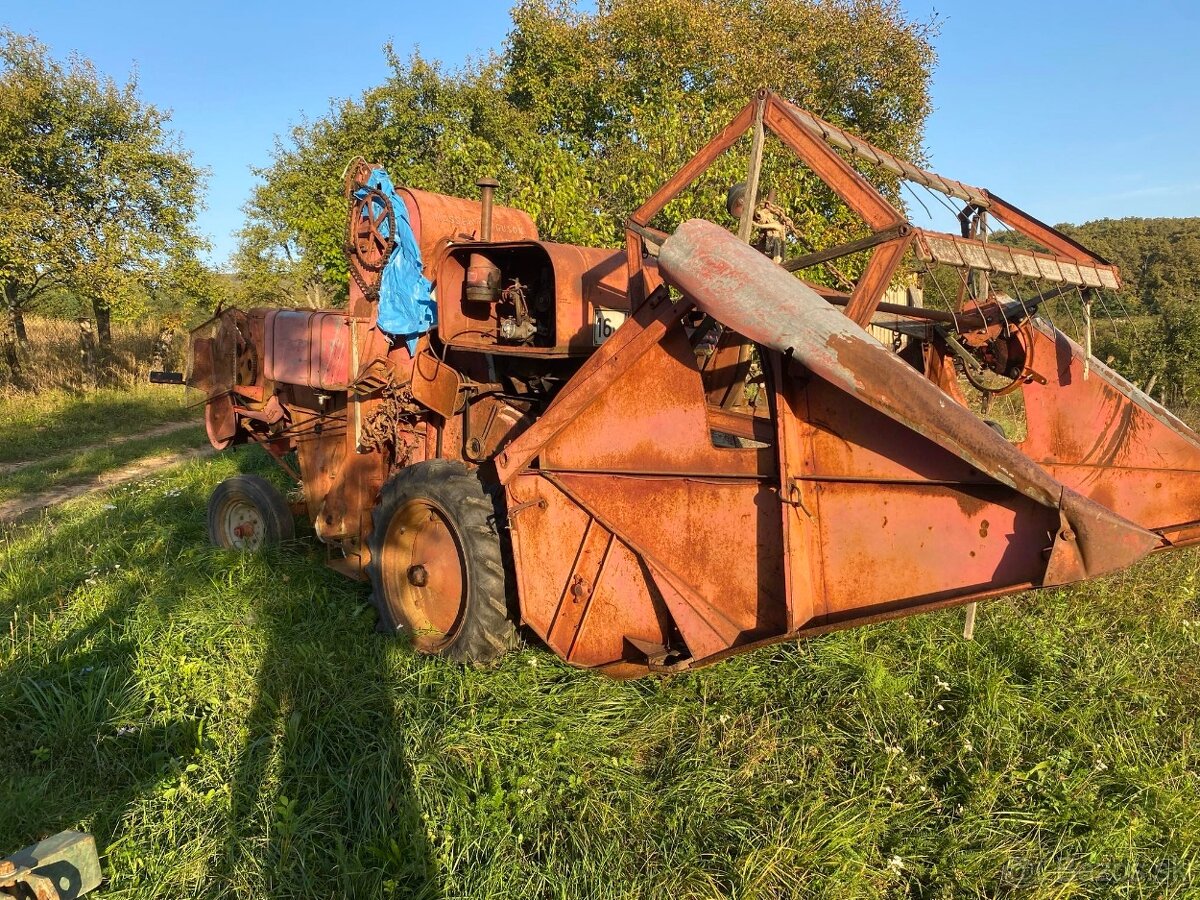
172, 90, 1200, 676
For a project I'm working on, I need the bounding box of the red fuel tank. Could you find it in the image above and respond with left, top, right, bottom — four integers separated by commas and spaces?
263, 309, 361, 391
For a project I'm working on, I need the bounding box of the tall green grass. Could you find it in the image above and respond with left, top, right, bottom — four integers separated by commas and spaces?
1, 448, 1198, 898
0, 385, 195, 465
0, 425, 206, 503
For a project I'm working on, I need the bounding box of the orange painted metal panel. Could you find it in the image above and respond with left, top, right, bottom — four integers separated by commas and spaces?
551, 473, 785, 644
263, 310, 359, 391
814, 481, 1054, 617
1018, 323, 1200, 534
539, 327, 771, 479
396, 187, 538, 271
506, 472, 675, 668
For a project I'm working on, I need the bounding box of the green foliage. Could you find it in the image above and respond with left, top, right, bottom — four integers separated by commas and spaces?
2, 445, 1200, 896
0, 168, 61, 316
1057, 218, 1200, 405
0, 31, 210, 341
241, 0, 938, 303
981, 216, 1200, 406
1059, 217, 1200, 312
1146, 299, 1200, 406
236, 53, 500, 307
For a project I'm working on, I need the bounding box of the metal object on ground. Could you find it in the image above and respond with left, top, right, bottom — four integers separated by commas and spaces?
0, 831, 101, 900
166, 91, 1200, 676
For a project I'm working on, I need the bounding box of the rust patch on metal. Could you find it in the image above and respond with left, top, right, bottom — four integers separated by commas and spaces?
165, 91, 1200, 677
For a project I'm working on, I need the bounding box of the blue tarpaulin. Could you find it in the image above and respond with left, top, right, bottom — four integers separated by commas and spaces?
354, 167, 436, 353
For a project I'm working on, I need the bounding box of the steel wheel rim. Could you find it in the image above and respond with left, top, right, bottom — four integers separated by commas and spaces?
223, 499, 264, 551
382, 499, 467, 650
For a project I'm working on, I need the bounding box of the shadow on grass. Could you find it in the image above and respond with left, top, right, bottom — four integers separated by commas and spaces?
0, 448, 440, 898
0, 581, 201, 847
221, 448, 441, 897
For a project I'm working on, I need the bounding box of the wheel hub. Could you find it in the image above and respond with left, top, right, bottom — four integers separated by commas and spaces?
223, 500, 263, 551
382, 500, 467, 650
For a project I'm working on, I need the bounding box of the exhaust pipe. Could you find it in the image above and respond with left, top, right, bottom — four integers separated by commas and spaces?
476, 176, 498, 241
466, 176, 501, 303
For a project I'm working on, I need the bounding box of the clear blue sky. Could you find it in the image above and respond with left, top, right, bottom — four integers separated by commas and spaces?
4, 1, 1198, 265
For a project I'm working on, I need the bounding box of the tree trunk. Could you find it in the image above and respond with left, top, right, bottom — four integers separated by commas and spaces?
2, 281, 28, 345
0, 320, 24, 389
1, 333, 19, 383
78, 317, 98, 383
304, 278, 329, 309
12, 303, 27, 344
92, 297, 112, 347
150, 324, 175, 371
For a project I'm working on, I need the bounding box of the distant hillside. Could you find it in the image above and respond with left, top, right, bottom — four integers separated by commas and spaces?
982, 216, 1200, 404
1055, 217, 1200, 309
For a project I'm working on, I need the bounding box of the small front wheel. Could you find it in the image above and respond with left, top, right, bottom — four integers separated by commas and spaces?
207, 474, 295, 551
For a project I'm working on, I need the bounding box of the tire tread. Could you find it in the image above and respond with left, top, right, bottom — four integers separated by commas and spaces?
365, 461, 516, 666
206, 474, 295, 550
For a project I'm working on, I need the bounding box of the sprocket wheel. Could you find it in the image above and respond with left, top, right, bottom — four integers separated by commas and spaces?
346, 186, 396, 297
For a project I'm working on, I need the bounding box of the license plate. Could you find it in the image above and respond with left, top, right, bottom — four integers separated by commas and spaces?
593, 308, 628, 345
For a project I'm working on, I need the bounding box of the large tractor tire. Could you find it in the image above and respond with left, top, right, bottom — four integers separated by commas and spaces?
207, 474, 295, 551
366, 460, 517, 665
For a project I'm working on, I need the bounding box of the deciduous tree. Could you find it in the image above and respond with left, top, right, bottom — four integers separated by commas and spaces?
0, 31, 206, 348
241, 0, 937, 302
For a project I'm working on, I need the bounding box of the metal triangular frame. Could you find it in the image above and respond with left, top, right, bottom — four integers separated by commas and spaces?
623, 89, 1120, 326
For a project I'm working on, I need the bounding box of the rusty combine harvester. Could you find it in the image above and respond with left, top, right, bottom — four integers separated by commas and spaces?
172, 90, 1200, 677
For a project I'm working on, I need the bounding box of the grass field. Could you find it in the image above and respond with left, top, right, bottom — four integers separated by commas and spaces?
0, 384, 195, 465
0, 423, 206, 504
2, 445, 1199, 898
0, 314, 195, 466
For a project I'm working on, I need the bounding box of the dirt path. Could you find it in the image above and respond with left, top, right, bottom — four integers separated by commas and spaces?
0, 419, 202, 477
0, 445, 215, 523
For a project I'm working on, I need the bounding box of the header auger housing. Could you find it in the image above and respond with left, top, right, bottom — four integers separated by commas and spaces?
173, 90, 1200, 677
